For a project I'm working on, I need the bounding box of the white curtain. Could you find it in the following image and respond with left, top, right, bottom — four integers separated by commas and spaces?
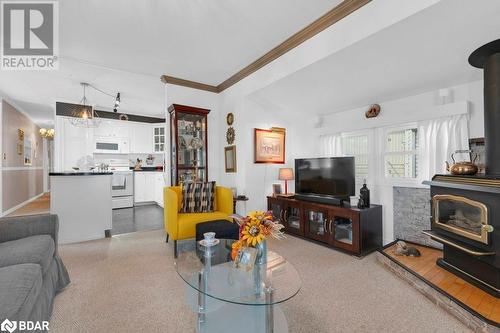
319, 133, 343, 157
418, 114, 470, 181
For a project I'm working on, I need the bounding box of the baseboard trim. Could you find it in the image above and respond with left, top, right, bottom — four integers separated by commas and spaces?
2, 192, 46, 217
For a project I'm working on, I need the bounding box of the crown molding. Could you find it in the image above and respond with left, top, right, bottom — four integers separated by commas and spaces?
160, 75, 219, 93
161, 0, 371, 94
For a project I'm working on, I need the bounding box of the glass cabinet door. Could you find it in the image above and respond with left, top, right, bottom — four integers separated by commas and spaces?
169, 105, 210, 185
283, 203, 303, 236
268, 199, 284, 223
304, 207, 329, 242
331, 212, 360, 253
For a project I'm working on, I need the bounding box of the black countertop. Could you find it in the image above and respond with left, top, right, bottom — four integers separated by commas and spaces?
130, 167, 164, 172
49, 172, 113, 176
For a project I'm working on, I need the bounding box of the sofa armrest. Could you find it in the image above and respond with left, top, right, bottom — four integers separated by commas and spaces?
216, 186, 234, 215
0, 214, 59, 252
164, 187, 179, 239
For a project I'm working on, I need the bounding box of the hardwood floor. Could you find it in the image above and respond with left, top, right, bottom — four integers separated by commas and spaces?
7, 193, 50, 217
111, 204, 163, 236
384, 243, 500, 324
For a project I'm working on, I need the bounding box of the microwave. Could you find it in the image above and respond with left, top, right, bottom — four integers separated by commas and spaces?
94, 137, 129, 154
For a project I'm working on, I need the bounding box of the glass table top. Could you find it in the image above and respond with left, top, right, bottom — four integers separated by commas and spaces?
175, 239, 301, 306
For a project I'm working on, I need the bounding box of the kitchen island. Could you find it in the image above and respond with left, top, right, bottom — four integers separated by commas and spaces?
50, 172, 113, 244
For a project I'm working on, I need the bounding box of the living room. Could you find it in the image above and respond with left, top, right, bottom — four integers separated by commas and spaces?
1, 0, 499, 332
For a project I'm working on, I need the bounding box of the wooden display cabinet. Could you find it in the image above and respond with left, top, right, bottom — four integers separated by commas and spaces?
268, 196, 382, 256
168, 104, 209, 185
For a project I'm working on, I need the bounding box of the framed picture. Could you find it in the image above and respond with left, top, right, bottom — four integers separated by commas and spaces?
23, 138, 32, 166
225, 145, 237, 173
234, 246, 257, 271
272, 184, 282, 196
254, 128, 285, 164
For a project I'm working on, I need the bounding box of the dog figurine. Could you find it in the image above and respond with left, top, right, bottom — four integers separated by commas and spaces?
394, 240, 421, 257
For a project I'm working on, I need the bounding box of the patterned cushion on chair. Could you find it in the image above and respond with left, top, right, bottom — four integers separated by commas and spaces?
181, 181, 216, 213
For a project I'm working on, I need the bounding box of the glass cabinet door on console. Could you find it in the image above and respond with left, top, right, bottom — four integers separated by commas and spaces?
268, 197, 285, 223
330, 210, 360, 253
304, 205, 330, 243
283, 201, 304, 236
169, 104, 210, 185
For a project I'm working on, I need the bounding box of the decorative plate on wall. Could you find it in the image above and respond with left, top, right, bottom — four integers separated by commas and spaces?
226, 127, 235, 144
226, 113, 234, 126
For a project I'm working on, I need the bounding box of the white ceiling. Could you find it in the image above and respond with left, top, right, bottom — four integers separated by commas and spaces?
0, 0, 341, 127
60, 0, 341, 85
249, 0, 500, 115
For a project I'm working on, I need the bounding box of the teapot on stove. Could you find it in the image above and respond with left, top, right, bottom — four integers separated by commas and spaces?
445, 149, 479, 176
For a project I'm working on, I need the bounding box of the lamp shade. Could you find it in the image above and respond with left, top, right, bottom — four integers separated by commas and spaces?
278, 168, 294, 181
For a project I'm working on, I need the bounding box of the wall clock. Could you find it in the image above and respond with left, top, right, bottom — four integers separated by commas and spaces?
226, 113, 234, 126
226, 127, 235, 144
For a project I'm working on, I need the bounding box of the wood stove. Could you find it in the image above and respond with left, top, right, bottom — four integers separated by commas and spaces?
423, 40, 500, 297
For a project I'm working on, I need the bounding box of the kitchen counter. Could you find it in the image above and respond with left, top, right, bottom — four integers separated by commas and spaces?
50, 173, 112, 244
49, 172, 113, 176
130, 167, 163, 172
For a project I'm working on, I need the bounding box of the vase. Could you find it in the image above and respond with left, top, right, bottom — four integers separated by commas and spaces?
253, 240, 267, 295
255, 239, 267, 265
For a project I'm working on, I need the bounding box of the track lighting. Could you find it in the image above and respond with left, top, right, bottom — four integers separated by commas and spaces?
113, 92, 121, 112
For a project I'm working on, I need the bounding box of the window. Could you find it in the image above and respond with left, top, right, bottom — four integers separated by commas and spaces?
384, 127, 418, 179
341, 134, 369, 186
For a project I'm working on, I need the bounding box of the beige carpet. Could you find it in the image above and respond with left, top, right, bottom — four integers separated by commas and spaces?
51, 230, 471, 333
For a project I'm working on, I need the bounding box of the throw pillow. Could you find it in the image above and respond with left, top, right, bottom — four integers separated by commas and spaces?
181, 181, 216, 213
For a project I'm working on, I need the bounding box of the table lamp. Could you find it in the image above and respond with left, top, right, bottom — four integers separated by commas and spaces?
278, 168, 294, 196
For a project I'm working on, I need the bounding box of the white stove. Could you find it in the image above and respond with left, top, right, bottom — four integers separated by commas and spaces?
101, 159, 134, 209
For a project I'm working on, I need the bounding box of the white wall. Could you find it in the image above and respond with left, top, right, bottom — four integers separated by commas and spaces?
312, 80, 484, 244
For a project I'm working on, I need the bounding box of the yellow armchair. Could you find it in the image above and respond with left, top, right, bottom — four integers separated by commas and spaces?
164, 185, 233, 256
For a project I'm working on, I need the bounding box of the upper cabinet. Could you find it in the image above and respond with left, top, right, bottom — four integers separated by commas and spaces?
153, 125, 166, 153
94, 119, 130, 138
169, 104, 209, 185
130, 122, 153, 154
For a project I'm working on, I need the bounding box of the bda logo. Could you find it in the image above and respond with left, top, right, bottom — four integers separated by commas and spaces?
0, 319, 17, 333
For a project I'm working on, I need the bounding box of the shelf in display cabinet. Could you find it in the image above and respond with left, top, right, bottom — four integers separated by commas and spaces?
267, 196, 383, 257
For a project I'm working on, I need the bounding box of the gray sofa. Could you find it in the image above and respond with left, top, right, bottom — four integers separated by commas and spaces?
0, 214, 70, 326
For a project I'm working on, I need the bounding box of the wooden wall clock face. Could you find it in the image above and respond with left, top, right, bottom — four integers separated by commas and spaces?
226, 127, 235, 144
226, 113, 234, 126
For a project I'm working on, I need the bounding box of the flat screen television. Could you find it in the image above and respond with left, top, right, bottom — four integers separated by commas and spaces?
295, 157, 355, 205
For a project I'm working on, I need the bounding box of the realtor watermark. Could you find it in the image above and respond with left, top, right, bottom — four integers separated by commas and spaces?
1, 1, 59, 70
1, 319, 49, 332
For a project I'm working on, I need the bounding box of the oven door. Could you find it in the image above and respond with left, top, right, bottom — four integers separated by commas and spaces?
111, 172, 133, 197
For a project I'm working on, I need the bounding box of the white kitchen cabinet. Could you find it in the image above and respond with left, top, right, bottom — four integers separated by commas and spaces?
130, 122, 153, 154
94, 119, 130, 138
152, 125, 166, 153
134, 172, 156, 204
134, 171, 165, 206
59, 117, 95, 171
154, 172, 166, 208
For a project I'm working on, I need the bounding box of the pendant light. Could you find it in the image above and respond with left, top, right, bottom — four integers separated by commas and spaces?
69, 83, 101, 128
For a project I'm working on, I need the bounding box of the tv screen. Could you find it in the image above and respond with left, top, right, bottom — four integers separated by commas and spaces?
295, 157, 355, 198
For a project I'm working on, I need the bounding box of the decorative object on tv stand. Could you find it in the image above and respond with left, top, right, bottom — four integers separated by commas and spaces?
272, 183, 282, 196
224, 145, 237, 173
278, 167, 294, 197
365, 104, 380, 118
254, 127, 286, 164
357, 179, 370, 209
445, 149, 479, 176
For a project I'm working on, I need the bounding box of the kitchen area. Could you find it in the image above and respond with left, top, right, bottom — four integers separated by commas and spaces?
51, 102, 167, 244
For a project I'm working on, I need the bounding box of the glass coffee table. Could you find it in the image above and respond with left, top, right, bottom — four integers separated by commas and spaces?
175, 239, 301, 333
